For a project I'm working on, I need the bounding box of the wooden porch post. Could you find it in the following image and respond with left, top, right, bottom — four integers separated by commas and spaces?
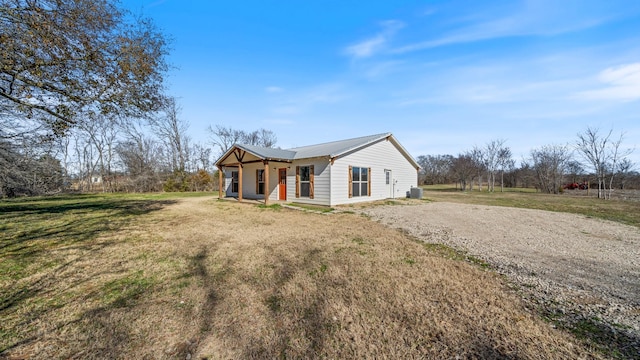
238, 164, 243, 202
218, 165, 223, 199
264, 161, 270, 205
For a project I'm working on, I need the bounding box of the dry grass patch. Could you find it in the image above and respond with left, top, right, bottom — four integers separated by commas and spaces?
1, 195, 599, 359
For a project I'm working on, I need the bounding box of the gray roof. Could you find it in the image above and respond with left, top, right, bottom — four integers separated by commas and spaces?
216, 132, 419, 168
234, 143, 297, 161
289, 133, 391, 159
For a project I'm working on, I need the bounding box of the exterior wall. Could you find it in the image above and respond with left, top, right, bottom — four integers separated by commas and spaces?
265, 161, 292, 202
285, 158, 331, 206
224, 163, 268, 199
330, 138, 418, 206
219, 137, 418, 207
223, 160, 331, 205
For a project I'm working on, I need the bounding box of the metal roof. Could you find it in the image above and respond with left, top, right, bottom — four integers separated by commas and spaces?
234, 143, 297, 161
288, 133, 391, 159
216, 132, 419, 169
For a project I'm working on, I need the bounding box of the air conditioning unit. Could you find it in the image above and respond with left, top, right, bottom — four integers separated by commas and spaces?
410, 187, 423, 199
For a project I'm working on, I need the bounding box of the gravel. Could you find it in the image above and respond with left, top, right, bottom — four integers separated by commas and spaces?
361, 202, 640, 351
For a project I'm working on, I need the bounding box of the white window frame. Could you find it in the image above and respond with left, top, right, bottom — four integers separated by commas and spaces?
231, 171, 239, 193
257, 169, 265, 195
299, 165, 310, 197
352, 166, 369, 197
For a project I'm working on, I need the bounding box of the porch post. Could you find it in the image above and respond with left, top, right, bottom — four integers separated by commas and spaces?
218, 165, 223, 199
264, 161, 269, 206
238, 164, 243, 202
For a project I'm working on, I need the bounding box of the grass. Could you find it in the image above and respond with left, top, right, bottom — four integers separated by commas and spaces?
422, 184, 640, 228
288, 202, 335, 213
0, 192, 602, 359
101, 270, 156, 308
257, 203, 283, 210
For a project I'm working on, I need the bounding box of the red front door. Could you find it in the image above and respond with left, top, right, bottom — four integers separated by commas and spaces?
278, 168, 287, 201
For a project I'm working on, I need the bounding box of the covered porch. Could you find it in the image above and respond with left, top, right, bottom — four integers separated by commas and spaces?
216, 146, 294, 205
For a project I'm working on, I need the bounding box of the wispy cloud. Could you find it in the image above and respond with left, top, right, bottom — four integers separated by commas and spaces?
393, 1, 617, 53
575, 63, 640, 102
270, 83, 350, 115
265, 86, 284, 93
344, 20, 404, 59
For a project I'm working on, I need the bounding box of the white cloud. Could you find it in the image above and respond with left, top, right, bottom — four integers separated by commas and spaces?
392, 1, 617, 54
575, 63, 640, 102
345, 35, 386, 58
270, 83, 350, 115
344, 20, 404, 59
265, 86, 284, 93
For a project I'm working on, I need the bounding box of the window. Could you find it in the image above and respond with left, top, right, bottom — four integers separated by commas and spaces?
300, 166, 310, 197
385, 170, 390, 185
295, 165, 314, 199
232, 171, 239, 193
349, 166, 370, 198
256, 169, 265, 195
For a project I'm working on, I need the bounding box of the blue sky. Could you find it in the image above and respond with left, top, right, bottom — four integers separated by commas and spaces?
122, 0, 640, 164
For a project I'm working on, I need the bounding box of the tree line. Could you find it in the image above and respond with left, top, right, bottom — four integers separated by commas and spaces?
1, 94, 278, 196
417, 128, 636, 199
1, 1, 636, 199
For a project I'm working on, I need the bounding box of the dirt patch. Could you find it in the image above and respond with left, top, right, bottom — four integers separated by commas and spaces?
361, 202, 640, 354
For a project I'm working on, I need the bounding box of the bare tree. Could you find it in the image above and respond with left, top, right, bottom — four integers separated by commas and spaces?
470, 146, 486, 191
115, 124, 163, 192
565, 160, 585, 184
208, 125, 277, 157
497, 145, 513, 192
0, 136, 64, 197
149, 97, 190, 173
248, 128, 277, 148
484, 139, 507, 192
576, 127, 632, 199
192, 143, 212, 171
417, 154, 453, 185
529, 144, 572, 194
451, 153, 477, 191
208, 125, 245, 157
77, 115, 119, 192
616, 158, 634, 190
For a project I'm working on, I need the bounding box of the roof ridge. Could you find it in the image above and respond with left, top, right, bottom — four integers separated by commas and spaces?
287, 132, 390, 151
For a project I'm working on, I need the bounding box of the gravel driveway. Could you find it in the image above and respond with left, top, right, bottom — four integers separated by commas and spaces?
361, 202, 640, 347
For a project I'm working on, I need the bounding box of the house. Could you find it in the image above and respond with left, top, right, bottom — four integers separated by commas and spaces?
214, 133, 420, 206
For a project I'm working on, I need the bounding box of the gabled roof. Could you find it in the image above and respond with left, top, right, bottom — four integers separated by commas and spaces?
215, 132, 419, 169
289, 133, 391, 159
233, 143, 297, 161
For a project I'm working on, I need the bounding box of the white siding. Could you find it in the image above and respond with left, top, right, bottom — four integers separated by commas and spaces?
330, 138, 417, 206
286, 158, 331, 206
224, 164, 267, 199
219, 137, 418, 206
266, 162, 292, 202
223, 160, 331, 205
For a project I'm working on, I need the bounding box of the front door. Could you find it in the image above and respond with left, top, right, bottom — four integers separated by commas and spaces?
278, 168, 287, 200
